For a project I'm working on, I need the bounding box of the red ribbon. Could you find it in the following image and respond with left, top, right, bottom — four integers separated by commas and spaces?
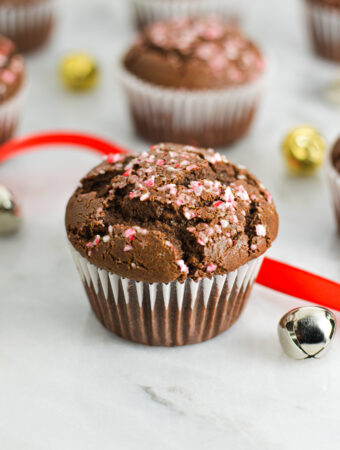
1, 131, 339, 309
0, 131, 128, 164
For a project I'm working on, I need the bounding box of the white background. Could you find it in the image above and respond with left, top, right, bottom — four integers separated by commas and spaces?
0, 0, 340, 448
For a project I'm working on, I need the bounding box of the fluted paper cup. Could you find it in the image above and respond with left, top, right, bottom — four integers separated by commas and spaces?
304, 1, 340, 62
70, 246, 264, 346
120, 66, 266, 148
326, 156, 340, 234
0, 0, 57, 53
0, 86, 25, 144
131, 0, 244, 29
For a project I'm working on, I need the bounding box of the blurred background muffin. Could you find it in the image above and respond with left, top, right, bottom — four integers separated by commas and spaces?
327, 137, 340, 234
0, 0, 57, 52
130, 0, 244, 30
304, 0, 340, 62
66, 143, 278, 346
0, 35, 25, 143
121, 17, 266, 148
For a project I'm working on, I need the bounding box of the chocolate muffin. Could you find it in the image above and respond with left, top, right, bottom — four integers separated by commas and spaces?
0, 35, 25, 143
304, 0, 340, 61
0, 0, 56, 53
121, 18, 266, 148
131, 0, 243, 30
66, 143, 278, 346
327, 138, 340, 233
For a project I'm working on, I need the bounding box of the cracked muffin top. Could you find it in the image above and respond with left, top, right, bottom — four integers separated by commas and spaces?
123, 17, 265, 90
66, 143, 279, 284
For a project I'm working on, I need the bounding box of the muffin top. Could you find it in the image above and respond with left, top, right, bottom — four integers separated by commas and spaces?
331, 138, 340, 173
0, 36, 24, 103
66, 144, 278, 284
123, 18, 265, 90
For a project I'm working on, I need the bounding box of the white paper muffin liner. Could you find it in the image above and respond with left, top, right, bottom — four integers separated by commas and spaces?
120, 65, 266, 148
305, 1, 340, 61
0, 85, 25, 144
70, 245, 264, 346
326, 156, 340, 233
0, 0, 57, 52
131, 0, 244, 29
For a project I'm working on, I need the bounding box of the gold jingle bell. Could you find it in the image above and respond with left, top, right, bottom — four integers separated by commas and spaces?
282, 126, 326, 175
59, 52, 99, 91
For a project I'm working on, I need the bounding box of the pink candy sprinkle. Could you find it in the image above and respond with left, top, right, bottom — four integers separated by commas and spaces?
183, 209, 197, 220
140, 192, 150, 201
156, 159, 165, 166
235, 185, 250, 202
107, 154, 122, 164
145, 176, 155, 187
207, 263, 217, 273
212, 200, 224, 208
197, 234, 209, 246
251, 244, 257, 251
223, 187, 235, 204
189, 181, 203, 196
176, 260, 189, 274
266, 194, 273, 204
123, 169, 131, 177
124, 229, 136, 241
256, 224, 266, 237
1, 69, 15, 84
124, 245, 133, 252
186, 164, 198, 172
205, 152, 223, 165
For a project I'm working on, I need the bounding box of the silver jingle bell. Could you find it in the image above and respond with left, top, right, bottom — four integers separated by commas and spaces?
278, 306, 336, 360
0, 183, 22, 235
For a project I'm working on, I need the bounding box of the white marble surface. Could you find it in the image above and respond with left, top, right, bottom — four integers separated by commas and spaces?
0, 0, 340, 448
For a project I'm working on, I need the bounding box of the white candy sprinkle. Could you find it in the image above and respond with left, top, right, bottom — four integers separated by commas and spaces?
256, 224, 266, 237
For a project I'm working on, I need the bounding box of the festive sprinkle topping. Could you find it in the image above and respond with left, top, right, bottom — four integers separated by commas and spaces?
68, 143, 277, 285
136, 17, 264, 85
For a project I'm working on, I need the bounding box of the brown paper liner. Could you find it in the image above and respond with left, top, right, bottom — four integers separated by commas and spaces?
120, 66, 265, 149
131, 104, 257, 148
0, 0, 56, 53
305, 1, 340, 62
70, 247, 264, 347
326, 158, 340, 234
